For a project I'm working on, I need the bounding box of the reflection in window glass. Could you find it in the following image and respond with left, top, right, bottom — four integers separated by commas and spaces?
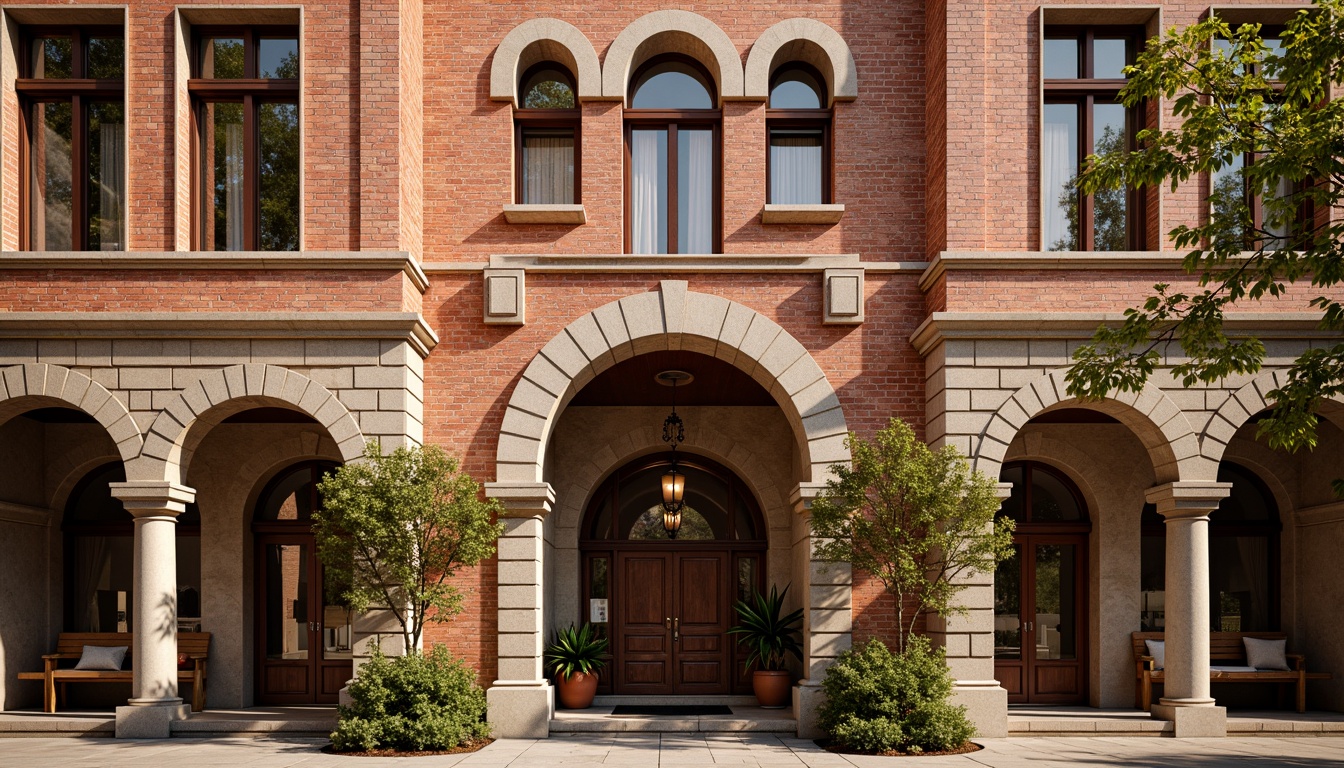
1035, 544, 1077, 660
201, 102, 245, 251
258, 37, 299, 78
1043, 38, 1079, 79
737, 557, 757, 602
769, 129, 823, 205
201, 38, 245, 78
1031, 468, 1081, 522
1092, 102, 1129, 251
87, 102, 125, 250
1043, 102, 1079, 251
678, 128, 713, 253
629, 505, 714, 540
87, 37, 124, 78
521, 68, 575, 108
521, 129, 575, 204
993, 545, 1022, 659
264, 542, 310, 660
31, 37, 73, 78
258, 102, 300, 251
630, 128, 668, 254
30, 102, 74, 251
1093, 38, 1129, 78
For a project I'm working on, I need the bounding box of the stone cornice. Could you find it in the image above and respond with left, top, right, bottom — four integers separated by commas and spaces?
909, 311, 1329, 356
1296, 501, 1344, 528
0, 500, 53, 527
918, 251, 1210, 292
418, 254, 928, 274
0, 251, 430, 293
0, 311, 440, 357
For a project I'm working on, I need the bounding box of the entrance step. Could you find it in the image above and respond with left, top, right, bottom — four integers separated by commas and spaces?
552, 705, 796, 733
592, 695, 759, 706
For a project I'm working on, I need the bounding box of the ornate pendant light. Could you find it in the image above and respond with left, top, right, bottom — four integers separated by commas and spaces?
656, 370, 692, 538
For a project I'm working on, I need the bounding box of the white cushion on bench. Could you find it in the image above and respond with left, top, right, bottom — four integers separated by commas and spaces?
1145, 639, 1165, 670
1211, 665, 1259, 673
74, 645, 127, 671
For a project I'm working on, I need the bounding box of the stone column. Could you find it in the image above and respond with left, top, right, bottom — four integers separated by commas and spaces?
926, 481, 1010, 738
1145, 481, 1232, 738
791, 482, 852, 739
484, 482, 555, 739
109, 481, 196, 739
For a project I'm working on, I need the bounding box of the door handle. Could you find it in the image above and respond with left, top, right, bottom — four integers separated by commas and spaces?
673, 617, 679, 643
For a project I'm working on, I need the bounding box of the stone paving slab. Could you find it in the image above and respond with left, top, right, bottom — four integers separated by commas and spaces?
2, 734, 1344, 767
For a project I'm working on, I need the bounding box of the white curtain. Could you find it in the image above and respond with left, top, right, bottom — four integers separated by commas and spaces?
522, 135, 574, 204
631, 130, 663, 254
1042, 119, 1076, 250
682, 129, 712, 253
1264, 175, 1295, 249
72, 537, 110, 632
99, 122, 125, 250
769, 134, 822, 204
225, 122, 244, 251
1233, 536, 1270, 630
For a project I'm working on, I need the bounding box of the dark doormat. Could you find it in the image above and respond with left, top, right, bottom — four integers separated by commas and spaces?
610, 705, 733, 716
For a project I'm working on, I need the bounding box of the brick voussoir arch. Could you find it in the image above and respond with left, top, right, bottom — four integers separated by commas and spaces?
139, 364, 366, 485
601, 9, 745, 102
495, 281, 850, 485
0, 363, 142, 463
743, 18, 858, 102
1201, 369, 1344, 467
489, 17, 603, 105
972, 370, 1201, 484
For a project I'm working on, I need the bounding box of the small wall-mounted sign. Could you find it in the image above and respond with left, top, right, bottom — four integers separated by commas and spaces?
590, 598, 608, 624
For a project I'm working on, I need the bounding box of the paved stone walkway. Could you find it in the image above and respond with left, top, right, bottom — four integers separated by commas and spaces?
3, 734, 1344, 767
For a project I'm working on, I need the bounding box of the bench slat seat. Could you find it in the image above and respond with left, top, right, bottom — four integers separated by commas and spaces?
19, 632, 211, 713
1132, 631, 1331, 713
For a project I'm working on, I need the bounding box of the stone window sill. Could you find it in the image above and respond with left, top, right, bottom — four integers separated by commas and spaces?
503, 204, 586, 224
761, 204, 845, 225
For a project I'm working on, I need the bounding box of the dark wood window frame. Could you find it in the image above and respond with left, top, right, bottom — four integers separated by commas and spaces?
766, 62, 834, 205
623, 53, 723, 254
17, 25, 125, 251
513, 62, 581, 205
189, 25, 300, 251
1043, 25, 1149, 251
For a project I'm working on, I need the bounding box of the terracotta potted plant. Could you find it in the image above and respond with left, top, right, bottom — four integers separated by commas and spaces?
729, 584, 804, 709
544, 623, 609, 709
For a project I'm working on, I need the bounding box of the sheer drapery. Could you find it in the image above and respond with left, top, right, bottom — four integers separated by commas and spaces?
630, 129, 666, 254
72, 536, 111, 632
1231, 535, 1270, 630
522, 134, 574, 205
680, 128, 712, 253
769, 132, 822, 204
224, 122, 244, 251
98, 121, 124, 250
1043, 105, 1077, 251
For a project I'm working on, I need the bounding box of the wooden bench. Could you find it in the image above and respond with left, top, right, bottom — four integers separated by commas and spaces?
1132, 631, 1331, 713
17, 632, 210, 713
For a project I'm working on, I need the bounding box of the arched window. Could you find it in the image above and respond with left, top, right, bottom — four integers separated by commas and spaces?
63, 462, 202, 633
625, 54, 720, 254
254, 461, 338, 525
515, 62, 580, 205
767, 63, 831, 205
1140, 462, 1281, 632
583, 455, 764, 542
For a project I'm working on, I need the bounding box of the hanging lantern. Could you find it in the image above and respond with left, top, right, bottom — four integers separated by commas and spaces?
656, 370, 693, 539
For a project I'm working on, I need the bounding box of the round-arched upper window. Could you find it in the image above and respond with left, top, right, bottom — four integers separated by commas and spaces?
520, 63, 576, 109
998, 461, 1087, 525
255, 461, 338, 523
584, 454, 763, 541
769, 64, 825, 109
629, 56, 714, 109
64, 462, 201, 526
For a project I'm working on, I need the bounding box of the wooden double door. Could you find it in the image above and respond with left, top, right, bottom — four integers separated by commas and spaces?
993, 534, 1088, 704
254, 533, 354, 705
614, 550, 737, 695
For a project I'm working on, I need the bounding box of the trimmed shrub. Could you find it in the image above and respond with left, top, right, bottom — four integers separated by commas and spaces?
331, 646, 490, 753
818, 636, 975, 754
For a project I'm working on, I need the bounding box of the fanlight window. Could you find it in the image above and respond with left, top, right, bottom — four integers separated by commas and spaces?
584, 455, 763, 541
521, 66, 575, 108
255, 461, 338, 523
629, 59, 714, 108
998, 461, 1087, 524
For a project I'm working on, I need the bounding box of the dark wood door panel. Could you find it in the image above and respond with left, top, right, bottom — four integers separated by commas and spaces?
1034, 664, 1079, 696
264, 665, 309, 695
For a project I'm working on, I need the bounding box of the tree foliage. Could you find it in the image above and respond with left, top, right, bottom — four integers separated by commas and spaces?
809, 419, 1015, 650
314, 441, 504, 650
1065, 2, 1344, 457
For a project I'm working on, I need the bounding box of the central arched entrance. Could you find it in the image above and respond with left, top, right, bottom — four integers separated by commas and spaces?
580, 453, 766, 696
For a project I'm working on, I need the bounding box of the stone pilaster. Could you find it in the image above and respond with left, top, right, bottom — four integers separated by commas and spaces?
109, 481, 196, 739
791, 482, 851, 739
484, 481, 555, 739
1146, 481, 1233, 737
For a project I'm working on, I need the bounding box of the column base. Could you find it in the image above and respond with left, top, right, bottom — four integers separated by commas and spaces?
115, 700, 190, 739
487, 681, 554, 739
793, 680, 826, 739
1151, 702, 1227, 737
949, 680, 1007, 738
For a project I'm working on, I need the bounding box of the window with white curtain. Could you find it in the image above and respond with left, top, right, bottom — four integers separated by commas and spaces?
767, 64, 830, 205
625, 56, 720, 254
515, 64, 580, 205
21, 28, 125, 251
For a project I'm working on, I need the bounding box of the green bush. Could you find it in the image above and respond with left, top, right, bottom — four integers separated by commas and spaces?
818, 636, 975, 754
331, 646, 490, 753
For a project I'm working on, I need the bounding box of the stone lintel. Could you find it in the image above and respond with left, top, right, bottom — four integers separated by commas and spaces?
1145, 481, 1233, 519
485, 481, 555, 517
109, 481, 197, 517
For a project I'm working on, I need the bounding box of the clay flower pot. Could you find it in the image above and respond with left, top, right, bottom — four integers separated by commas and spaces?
555, 671, 600, 709
752, 669, 792, 709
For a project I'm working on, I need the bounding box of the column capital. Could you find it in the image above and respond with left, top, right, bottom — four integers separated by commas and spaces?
1145, 481, 1232, 520
485, 481, 555, 518
109, 481, 196, 518
790, 482, 828, 516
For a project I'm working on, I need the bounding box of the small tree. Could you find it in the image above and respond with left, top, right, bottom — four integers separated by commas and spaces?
314, 441, 504, 651
809, 418, 1015, 650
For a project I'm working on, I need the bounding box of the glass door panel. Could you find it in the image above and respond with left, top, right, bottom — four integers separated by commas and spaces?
320, 564, 353, 661
264, 541, 309, 661
994, 545, 1023, 660
1033, 543, 1078, 661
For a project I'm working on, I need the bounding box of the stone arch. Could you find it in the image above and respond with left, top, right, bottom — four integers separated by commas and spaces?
602, 10, 745, 103
744, 18, 858, 102
137, 364, 365, 484
0, 363, 141, 464
495, 281, 848, 485
972, 370, 1201, 484
490, 18, 602, 106
1201, 369, 1344, 465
